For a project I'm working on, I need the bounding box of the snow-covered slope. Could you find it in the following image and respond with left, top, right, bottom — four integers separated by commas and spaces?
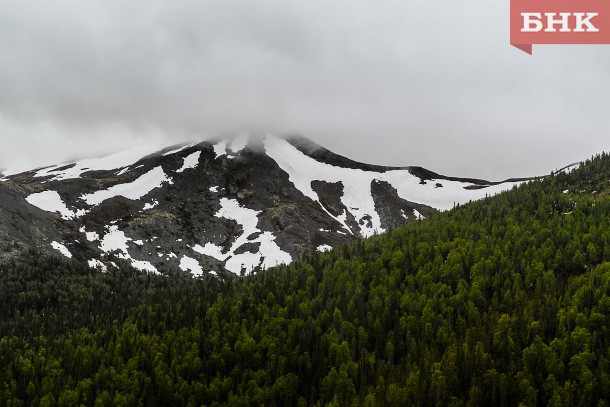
1, 133, 529, 276
264, 137, 516, 237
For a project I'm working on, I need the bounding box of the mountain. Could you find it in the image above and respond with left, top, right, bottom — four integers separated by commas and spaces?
1, 133, 529, 276
1, 151, 609, 406
0, 181, 64, 262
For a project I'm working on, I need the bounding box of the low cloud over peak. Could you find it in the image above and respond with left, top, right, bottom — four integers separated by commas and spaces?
0, 0, 608, 179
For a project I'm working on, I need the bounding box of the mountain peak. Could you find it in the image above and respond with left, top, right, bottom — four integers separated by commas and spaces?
1, 133, 526, 276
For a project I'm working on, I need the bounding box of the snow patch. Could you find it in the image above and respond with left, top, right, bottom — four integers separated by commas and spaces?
209, 186, 219, 193
317, 244, 332, 252
51, 241, 72, 259
176, 151, 201, 173
264, 137, 381, 237
193, 243, 227, 261
213, 141, 227, 158
228, 133, 249, 154
163, 143, 196, 157
199, 197, 292, 275
98, 225, 159, 274
88, 259, 108, 272
81, 167, 171, 206
17, 142, 168, 180
143, 199, 159, 210
180, 256, 204, 277
26, 190, 85, 219
335, 210, 353, 235
79, 227, 100, 242
100, 226, 130, 254
216, 197, 259, 236
131, 260, 158, 274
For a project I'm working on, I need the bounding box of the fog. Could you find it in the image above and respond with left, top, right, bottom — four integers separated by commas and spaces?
0, 0, 608, 179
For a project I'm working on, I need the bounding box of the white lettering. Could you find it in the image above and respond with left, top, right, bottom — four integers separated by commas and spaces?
544, 12, 572, 32
522, 13, 543, 32
573, 12, 599, 32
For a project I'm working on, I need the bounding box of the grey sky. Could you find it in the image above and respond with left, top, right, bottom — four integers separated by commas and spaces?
0, 0, 608, 179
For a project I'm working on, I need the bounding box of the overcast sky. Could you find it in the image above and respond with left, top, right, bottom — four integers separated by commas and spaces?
0, 0, 608, 179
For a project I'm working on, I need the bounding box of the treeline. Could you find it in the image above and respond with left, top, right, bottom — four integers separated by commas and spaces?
2, 153, 610, 406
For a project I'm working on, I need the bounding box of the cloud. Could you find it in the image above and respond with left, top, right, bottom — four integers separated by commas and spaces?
0, 0, 608, 178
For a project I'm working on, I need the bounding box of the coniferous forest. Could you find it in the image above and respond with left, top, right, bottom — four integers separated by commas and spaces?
3, 153, 610, 406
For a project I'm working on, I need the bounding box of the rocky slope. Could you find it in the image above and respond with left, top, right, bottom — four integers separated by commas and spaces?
0, 133, 528, 276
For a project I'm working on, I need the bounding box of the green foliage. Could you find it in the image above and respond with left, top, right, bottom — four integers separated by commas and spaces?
2, 153, 610, 405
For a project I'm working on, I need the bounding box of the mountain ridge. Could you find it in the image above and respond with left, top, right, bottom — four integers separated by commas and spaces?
1, 133, 528, 275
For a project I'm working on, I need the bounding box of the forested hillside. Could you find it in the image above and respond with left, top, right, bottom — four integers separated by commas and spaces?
2, 153, 610, 406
